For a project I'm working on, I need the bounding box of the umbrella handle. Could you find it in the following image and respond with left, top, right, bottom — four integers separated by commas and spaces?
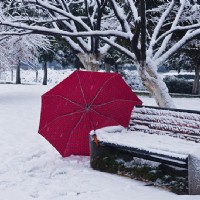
93, 134, 99, 147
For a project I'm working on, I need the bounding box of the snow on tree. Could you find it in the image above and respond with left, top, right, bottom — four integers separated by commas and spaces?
189, 40, 200, 95
180, 40, 200, 95
0, 0, 119, 71
167, 39, 200, 95
0, 33, 51, 84
100, 0, 200, 108
0, 2, 52, 84
1, 0, 200, 107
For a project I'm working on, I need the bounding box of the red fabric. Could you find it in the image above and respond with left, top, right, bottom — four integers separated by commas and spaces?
38, 70, 142, 157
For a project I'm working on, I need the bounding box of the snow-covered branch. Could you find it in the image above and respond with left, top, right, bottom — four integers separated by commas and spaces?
148, 0, 175, 57
155, 28, 200, 66
0, 30, 33, 36
153, 0, 186, 60
0, 20, 131, 38
100, 37, 136, 60
155, 23, 200, 44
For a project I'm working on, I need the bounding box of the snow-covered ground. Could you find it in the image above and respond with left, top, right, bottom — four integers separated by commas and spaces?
0, 69, 74, 85
0, 72, 200, 199
0, 68, 196, 92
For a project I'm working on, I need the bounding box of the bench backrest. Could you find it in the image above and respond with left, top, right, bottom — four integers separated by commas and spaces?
129, 106, 200, 142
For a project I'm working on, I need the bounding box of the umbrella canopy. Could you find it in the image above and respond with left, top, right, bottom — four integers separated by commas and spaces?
38, 70, 142, 157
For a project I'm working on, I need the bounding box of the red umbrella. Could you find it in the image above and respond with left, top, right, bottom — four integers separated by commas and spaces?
38, 70, 142, 157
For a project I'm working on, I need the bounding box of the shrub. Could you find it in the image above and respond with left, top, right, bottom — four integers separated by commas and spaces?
121, 70, 146, 91
163, 76, 193, 94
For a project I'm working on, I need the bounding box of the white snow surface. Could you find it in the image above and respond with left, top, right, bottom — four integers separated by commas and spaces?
0, 69, 74, 85
92, 126, 200, 160
0, 79, 200, 199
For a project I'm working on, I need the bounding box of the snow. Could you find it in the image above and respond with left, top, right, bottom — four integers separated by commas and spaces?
188, 147, 200, 195
148, 0, 175, 58
140, 95, 200, 111
0, 71, 200, 199
92, 126, 200, 160
0, 69, 74, 85
131, 107, 200, 133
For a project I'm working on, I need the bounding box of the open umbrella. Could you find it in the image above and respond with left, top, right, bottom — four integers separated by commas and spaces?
38, 70, 142, 157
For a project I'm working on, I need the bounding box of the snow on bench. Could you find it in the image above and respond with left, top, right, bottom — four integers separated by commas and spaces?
90, 106, 200, 195
129, 106, 200, 141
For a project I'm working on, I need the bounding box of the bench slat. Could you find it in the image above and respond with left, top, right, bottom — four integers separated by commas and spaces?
131, 114, 200, 130
130, 106, 200, 142
133, 107, 200, 122
129, 120, 200, 135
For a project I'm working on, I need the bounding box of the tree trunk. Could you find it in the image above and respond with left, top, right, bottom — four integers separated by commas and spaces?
137, 0, 175, 108
11, 69, 13, 81
43, 62, 47, 85
105, 63, 111, 72
36, 70, 38, 82
16, 62, 21, 84
76, 53, 102, 71
192, 65, 200, 95
138, 63, 176, 108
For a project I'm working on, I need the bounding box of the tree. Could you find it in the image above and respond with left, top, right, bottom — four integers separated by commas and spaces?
0, 34, 51, 84
38, 45, 54, 85
48, 38, 84, 70
167, 39, 200, 95
183, 40, 200, 95
1, 0, 200, 107
101, 0, 200, 107
0, 0, 118, 71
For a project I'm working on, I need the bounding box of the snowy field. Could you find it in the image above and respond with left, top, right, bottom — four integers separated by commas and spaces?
0, 73, 200, 199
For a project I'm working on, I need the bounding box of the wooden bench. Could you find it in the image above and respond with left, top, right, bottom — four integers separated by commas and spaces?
90, 106, 200, 195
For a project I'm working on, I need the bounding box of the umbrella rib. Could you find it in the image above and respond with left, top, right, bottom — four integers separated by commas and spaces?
63, 111, 87, 156
90, 108, 121, 128
39, 109, 85, 132
90, 73, 119, 106
76, 71, 87, 105
43, 95, 84, 108
87, 111, 95, 132
92, 99, 141, 107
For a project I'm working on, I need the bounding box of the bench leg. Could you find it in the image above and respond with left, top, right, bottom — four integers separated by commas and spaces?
188, 153, 200, 195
